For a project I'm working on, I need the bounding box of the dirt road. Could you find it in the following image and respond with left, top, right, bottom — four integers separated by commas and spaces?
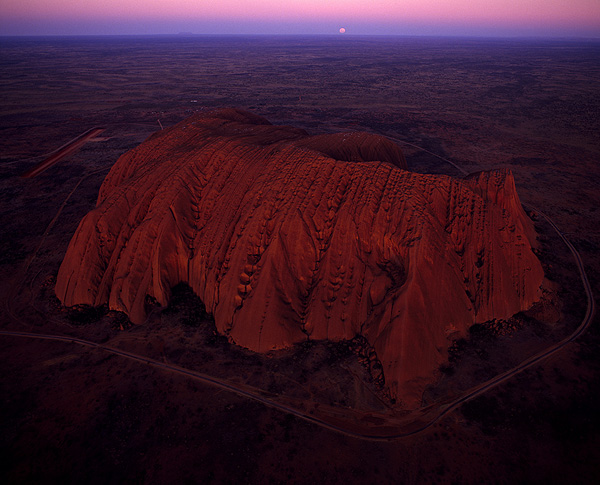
21, 127, 105, 178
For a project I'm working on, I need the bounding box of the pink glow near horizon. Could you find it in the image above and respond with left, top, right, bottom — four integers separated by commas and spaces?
1, 0, 599, 36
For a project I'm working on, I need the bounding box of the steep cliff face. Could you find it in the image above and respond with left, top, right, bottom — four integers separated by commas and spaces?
56, 108, 543, 407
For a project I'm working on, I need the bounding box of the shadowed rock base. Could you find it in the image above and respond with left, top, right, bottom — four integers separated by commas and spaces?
56, 109, 543, 407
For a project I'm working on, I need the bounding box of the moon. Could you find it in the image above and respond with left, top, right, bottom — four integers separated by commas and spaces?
339, 27, 346, 34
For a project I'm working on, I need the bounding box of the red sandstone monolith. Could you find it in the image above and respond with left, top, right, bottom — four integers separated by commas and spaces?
56, 108, 544, 407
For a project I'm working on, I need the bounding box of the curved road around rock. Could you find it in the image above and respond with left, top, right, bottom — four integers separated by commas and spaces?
1, 132, 595, 441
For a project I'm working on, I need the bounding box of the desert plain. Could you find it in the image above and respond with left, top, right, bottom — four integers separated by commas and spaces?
1, 35, 599, 483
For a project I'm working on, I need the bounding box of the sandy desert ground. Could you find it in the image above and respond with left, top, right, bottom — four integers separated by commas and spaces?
1, 35, 599, 483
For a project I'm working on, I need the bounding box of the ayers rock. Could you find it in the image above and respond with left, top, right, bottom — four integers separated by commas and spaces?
56, 108, 544, 407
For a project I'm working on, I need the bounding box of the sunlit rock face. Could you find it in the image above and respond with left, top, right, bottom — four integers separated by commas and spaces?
56, 108, 543, 407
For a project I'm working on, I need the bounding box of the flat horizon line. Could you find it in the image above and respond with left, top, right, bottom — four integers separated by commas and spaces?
1, 32, 599, 41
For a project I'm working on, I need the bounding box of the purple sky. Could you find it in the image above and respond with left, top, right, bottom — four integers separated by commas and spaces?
1, 0, 599, 37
